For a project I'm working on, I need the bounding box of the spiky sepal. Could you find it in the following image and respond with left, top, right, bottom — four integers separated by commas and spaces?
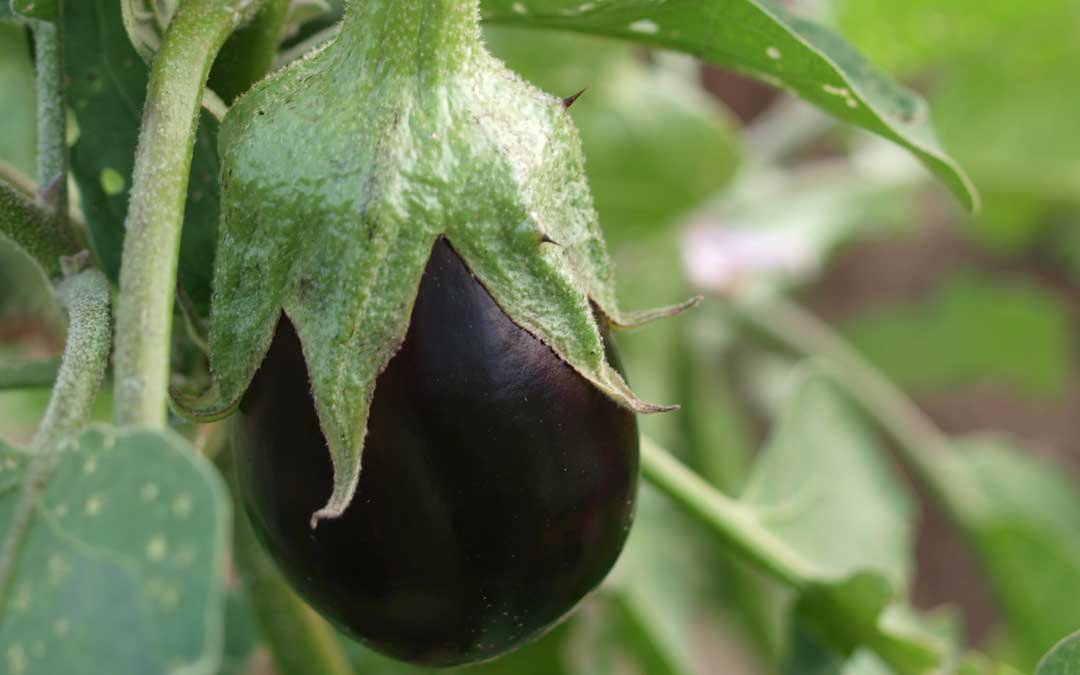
174, 0, 693, 526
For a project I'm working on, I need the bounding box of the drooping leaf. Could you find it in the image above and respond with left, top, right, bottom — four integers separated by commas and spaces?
0, 425, 230, 675
480, 0, 977, 210
835, 0, 1079, 251
1037, 632, 1080, 675
64, 0, 221, 317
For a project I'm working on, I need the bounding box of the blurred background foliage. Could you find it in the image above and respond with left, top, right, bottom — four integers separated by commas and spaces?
2, 0, 1080, 673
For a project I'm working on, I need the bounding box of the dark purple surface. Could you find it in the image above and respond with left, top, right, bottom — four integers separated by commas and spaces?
232, 238, 639, 666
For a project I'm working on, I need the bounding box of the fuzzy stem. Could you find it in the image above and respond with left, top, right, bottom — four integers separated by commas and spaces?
113, 0, 264, 428
338, 0, 481, 76
640, 436, 818, 588
0, 179, 75, 277
32, 268, 112, 451
0, 267, 110, 608
31, 16, 69, 222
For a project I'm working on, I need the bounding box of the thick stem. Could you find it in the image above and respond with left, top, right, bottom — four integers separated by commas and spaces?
337, 0, 482, 77
113, 0, 264, 428
32, 268, 112, 451
32, 17, 69, 220
640, 436, 818, 588
0, 180, 76, 277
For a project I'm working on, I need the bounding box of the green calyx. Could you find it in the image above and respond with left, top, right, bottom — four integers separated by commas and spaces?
176, 0, 693, 526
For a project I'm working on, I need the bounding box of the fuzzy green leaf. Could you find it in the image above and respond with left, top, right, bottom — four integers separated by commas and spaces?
0, 426, 230, 675
743, 373, 942, 672
480, 0, 977, 211
194, 1, 680, 526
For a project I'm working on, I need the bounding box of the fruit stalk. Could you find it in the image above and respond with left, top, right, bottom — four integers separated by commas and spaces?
338, 0, 481, 74
113, 0, 266, 428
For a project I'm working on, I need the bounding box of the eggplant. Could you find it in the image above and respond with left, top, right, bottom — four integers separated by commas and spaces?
232, 238, 639, 666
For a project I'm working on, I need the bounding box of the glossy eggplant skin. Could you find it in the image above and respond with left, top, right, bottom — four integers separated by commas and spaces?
232, 238, 639, 667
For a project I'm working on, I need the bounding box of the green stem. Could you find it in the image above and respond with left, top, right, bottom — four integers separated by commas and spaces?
729, 292, 975, 523
0, 180, 76, 277
217, 451, 354, 675
640, 436, 818, 588
0, 358, 61, 390
113, 0, 264, 428
31, 16, 70, 221
0, 266, 111, 608
32, 267, 112, 451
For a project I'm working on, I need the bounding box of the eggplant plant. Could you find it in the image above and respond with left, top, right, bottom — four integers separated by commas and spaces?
1, 1, 1078, 674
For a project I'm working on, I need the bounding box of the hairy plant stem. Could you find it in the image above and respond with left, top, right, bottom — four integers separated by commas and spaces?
640, 436, 818, 588
31, 16, 70, 222
33, 267, 112, 450
0, 267, 112, 604
0, 180, 76, 277
727, 291, 978, 524
113, 0, 265, 428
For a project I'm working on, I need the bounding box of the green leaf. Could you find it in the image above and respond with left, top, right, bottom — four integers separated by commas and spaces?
485, 27, 740, 245
945, 437, 1080, 671
480, 0, 977, 211
0, 425, 230, 675
0, 23, 36, 174
841, 273, 1076, 398
10, 0, 57, 21
64, 0, 221, 317
1037, 632, 1080, 675
742, 373, 914, 587
835, 0, 1079, 250
120, 0, 175, 63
